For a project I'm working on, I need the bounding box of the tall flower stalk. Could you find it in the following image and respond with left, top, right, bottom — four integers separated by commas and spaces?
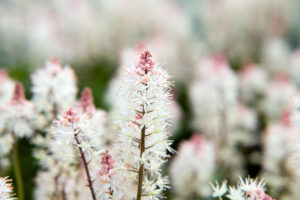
115, 51, 173, 199
1, 82, 34, 200
52, 109, 102, 200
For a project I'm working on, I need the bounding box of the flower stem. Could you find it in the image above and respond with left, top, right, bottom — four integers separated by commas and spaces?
137, 69, 148, 200
136, 124, 146, 200
74, 134, 97, 200
13, 140, 24, 200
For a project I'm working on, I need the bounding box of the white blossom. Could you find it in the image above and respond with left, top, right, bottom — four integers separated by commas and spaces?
210, 180, 227, 198
226, 187, 244, 200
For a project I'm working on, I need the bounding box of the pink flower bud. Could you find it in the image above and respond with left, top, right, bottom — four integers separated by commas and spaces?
78, 87, 96, 115
136, 51, 155, 72
11, 82, 26, 104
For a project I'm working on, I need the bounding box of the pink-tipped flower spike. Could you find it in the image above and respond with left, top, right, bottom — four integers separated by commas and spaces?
171, 134, 215, 198
78, 87, 96, 115
11, 82, 26, 105
52, 108, 102, 200
52, 108, 95, 149
0, 177, 16, 200
114, 51, 173, 199
1, 82, 34, 138
31, 59, 77, 122
97, 150, 116, 199
76, 87, 109, 147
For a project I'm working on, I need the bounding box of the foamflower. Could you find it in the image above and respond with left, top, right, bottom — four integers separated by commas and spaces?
114, 51, 173, 199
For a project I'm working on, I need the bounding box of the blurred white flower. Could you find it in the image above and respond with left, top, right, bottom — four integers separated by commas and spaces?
262, 74, 296, 122
289, 49, 300, 87
239, 64, 269, 103
262, 37, 290, 75
190, 55, 238, 138
199, 0, 289, 61
291, 93, 300, 126
229, 103, 257, 146
31, 58, 77, 123
171, 134, 215, 198
1, 82, 34, 138
0, 70, 15, 105
262, 110, 300, 199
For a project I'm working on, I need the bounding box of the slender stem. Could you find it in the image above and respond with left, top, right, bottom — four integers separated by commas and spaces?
74, 134, 97, 200
136, 125, 146, 200
12, 141, 24, 200
136, 68, 148, 200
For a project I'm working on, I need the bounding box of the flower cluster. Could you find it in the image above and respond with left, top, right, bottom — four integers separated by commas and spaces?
211, 177, 274, 200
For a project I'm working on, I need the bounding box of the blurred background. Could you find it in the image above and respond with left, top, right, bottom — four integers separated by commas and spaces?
1, 0, 300, 199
